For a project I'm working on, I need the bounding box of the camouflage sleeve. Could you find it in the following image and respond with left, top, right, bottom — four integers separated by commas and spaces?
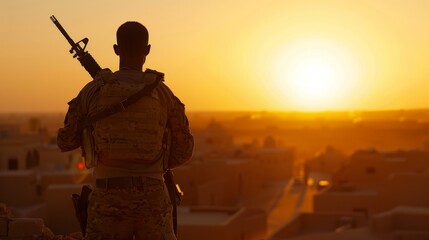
57, 79, 100, 152
167, 97, 194, 169
57, 97, 84, 152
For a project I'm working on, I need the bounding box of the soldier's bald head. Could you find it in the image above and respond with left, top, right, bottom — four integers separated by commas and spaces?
116, 21, 149, 57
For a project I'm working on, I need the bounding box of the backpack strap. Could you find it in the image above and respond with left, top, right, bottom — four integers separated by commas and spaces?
83, 69, 163, 128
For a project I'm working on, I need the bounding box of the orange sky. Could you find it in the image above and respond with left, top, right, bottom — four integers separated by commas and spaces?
2, 0, 429, 112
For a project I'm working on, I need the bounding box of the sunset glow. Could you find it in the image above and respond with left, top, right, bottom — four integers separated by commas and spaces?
2, 1, 429, 112
272, 39, 359, 110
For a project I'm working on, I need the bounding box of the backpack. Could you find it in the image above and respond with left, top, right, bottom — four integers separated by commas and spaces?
82, 69, 164, 169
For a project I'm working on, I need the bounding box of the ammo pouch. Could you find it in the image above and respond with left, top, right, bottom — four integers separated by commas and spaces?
82, 126, 98, 168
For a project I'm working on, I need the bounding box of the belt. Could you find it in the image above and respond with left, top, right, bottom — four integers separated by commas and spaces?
96, 176, 162, 189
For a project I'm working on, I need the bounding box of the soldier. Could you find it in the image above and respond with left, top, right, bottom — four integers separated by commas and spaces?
57, 21, 194, 240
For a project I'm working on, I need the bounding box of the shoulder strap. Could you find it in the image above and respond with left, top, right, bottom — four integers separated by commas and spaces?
83, 70, 163, 128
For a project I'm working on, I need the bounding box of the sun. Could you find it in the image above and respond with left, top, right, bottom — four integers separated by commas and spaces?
272, 39, 359, 111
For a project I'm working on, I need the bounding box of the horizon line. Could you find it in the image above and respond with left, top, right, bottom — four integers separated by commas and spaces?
2, 108, 429, 115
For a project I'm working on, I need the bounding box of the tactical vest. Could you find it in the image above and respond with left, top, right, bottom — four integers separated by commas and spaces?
93, 71, 167, 169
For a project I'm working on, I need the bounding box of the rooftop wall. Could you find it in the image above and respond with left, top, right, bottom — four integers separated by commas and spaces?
0, 217, 45, 240
39, 170, 93, 193
44, 184, 82, 234
313, 187, 378, 217
178, 206, 266, 240
0, 170, 39, 207
377, 173, 429, 213
333, 150, 429, 188
269, 212, 366, 240
371, 206, 429, 239
36, 146, 80, 171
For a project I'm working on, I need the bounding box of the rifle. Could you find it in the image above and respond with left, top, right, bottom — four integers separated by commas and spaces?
50, 15, 101, 78
50, 15, 183, 237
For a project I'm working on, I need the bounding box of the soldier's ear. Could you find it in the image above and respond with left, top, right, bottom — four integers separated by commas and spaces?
144, 45, 151, 56
113, 44, 120, 56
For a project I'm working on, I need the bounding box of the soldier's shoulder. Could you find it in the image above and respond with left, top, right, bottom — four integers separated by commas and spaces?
76, 80, 101, 110
144, 69, 185, 107
159, 84, 186, 113
80, 80, 99, 97
145, 68, 164, 78
82, 80, 98, 90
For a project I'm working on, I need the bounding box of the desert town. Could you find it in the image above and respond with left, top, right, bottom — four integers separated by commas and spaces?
1, 110, 429, 239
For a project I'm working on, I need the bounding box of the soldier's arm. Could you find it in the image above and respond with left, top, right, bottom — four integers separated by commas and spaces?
167, 97, 194, 168
57, 96, 84, 152
57, 79, 100, 152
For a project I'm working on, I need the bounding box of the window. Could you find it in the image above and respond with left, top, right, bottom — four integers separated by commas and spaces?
210, 195, 215, 205
25, 149, 40, 169
352, 208, 368, 218
366, 167, 376, 174
8, 158, 18, 170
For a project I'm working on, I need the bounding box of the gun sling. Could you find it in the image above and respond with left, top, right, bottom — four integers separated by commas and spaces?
83, 73, 162, 128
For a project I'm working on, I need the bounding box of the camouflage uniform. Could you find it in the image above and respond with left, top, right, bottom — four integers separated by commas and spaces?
57, 69, 194, 239
86, 179, 175, 240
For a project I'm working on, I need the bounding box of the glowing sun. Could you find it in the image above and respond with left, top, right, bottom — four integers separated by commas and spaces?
272, 39, 359, 110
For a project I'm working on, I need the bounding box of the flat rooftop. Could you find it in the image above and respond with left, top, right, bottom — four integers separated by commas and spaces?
323, 184, 377, 195
178, 207, 241, 226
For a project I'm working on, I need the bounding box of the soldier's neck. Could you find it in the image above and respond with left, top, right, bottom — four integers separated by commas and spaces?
119, 57, 143, 71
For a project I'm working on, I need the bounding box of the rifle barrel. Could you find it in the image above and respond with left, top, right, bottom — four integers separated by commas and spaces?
50, 15, 81, 52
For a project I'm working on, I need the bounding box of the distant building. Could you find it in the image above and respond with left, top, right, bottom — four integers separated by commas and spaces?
305, 146, 348, 174
178, 206, 266, 240
175, 147, 294, 208
0, 124, 20, 137
193, 120, 234, 156
0, 170, 40, 207
0, 134, 80, 171
314, 149, 429, 218
371, 206, 429, 239
313, 184, 378, 217
0, 135, 40, 171
268, 212, 367, 240
376, 172, 429, 213
0, 169, 92, 235
44, 184, 83, 234
268, 206, 429, 240
332, 149, 429, 188
174, 158, 253, 207
36, 144, 81, 171
0, 217, 47, 240
254, 147, 295, 182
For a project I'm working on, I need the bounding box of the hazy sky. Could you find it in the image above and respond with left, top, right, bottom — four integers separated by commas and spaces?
2, 0, 429, 112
